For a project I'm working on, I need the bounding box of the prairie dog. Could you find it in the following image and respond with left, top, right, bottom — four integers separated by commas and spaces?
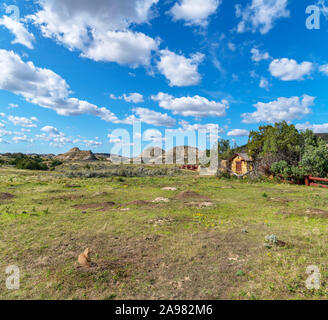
78, 248, 91, 267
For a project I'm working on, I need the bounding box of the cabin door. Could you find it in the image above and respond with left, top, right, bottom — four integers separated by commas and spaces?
236, 161, 242, 172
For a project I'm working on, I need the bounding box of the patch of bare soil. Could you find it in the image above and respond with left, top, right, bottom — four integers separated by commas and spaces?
269, 197, 291, 204
65, 184, 82, 188
124, 200, 157, 208
149, 217, 174, 226
186, 201, 214, 208
18, 227, 261, 300
73, 202, 116, 211
305, 208, 328, 218
176, 190, 211, 201
0, 192, 14, 201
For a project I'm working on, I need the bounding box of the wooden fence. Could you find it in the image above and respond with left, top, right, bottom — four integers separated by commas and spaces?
305, 176, 328, 188
180, 165, 199, 171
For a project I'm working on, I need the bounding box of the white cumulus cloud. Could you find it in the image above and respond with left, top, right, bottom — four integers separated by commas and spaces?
0, 16, 35, 49
296, 122, 328, 134
170, 0, 221, 26
110, 93, 144, 104
120, 107, 176, 127
319, 64, 328, 75
0, 50, 118, 123
227, 129, 250, 137
242, 95, 315, 123
30, 0, 159, 67
8, 115, 38, 128
251, 48, 270, 62
152, 92, 229, 118
269, 58, 313, 81
259, 77, 270, 90
236, 0, 290, 34
157, 50, 204, 87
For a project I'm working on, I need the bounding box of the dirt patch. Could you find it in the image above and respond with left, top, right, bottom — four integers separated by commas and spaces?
162, 187, 177, 191
73, 202, 116, 211
0, 192, 14, 200
305, 208, 328, 218
124, 200, 157, 208
187, 201, 214, 208
176, 190, 210, 201
269, 197, 291, 204
149, 217, 174, 226
65, 184, 82, 188
152, 197, 170, 203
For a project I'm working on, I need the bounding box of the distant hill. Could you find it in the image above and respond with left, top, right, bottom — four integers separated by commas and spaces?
132, 147, 165, 164
163, 146, 205, 164
55, 148, 97, 161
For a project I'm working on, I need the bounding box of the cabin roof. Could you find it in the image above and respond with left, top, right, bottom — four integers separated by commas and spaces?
230, 153, 252, 162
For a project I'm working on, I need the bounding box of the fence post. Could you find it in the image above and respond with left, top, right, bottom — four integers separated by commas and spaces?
305, 176, 310, 186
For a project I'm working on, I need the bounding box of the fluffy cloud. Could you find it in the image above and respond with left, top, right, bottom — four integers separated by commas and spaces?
83, 139, 102, 147
143, 129, 165, 142
251, 48, 270, 62
296, 122, 328, 134
152, 92, 229, 118
110, 93, 144, 104
12, 135, 32, 143
259, 77, 270, 90
179, 120, 224, 133
0, 16, 35, 49
120, 107, 176, 127
8, 115, 38, 128
37, 126, 72, 148
41, 126, 60, 136
269, 58, 313, 81
0, 50, 118, 122
82, 31, 158, 67
30, 0, 159, 67
157, 50, 204, 87
0, 138, 9, 144
242, 95, 315, 123
236, 0, 290, 34
227, 129, 250, 137
319, 64, 328, 75
170, 0, 220, 26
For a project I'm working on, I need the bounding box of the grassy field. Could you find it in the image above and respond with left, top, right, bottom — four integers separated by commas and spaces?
0, 166, 328, 300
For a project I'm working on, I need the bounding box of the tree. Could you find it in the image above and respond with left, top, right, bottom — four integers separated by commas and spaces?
269, 126, 328, 180
300, 138, 328, 177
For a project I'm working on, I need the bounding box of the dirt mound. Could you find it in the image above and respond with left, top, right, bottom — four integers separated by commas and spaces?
56, 147, 97, 161
73, 202, 115, 211
0, 192, 14, 200
176, 191, 210, 201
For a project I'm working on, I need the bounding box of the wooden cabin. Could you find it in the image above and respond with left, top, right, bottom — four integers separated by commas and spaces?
229, 153, 253, 176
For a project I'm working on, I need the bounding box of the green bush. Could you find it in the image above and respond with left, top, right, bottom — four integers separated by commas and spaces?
9, 155, 48, 171
15, 159, 48, 171
50, 159, 63, 168
217, 171, 231, 179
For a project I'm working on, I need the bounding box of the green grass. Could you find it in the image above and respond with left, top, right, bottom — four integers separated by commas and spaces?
0, 167, 328, 300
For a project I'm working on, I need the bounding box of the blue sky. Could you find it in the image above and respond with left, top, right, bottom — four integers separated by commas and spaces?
0, 0, 328, 155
